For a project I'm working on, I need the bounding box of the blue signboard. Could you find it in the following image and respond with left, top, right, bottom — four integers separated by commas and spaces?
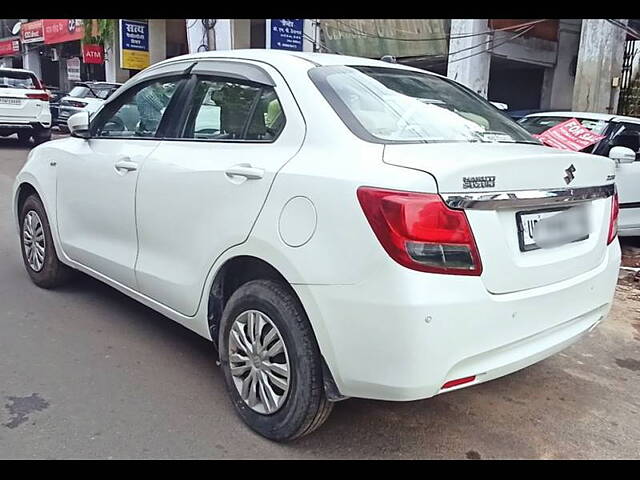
270, 19, 304, 51
120, 19, 150, 70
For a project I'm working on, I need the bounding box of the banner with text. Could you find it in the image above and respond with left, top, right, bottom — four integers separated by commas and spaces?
21, 20, 44, 44
82, 44, 104, 64
43, 19, 84, 45
0, 38, 20, 57
533, 118, 606, 151
120, 19, 150, 70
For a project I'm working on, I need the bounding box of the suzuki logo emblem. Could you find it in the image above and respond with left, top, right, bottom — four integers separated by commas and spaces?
564, 164, 576, 184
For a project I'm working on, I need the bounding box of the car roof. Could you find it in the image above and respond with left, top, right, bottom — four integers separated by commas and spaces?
0, 67, 37, 75
149, 49, 432, 75
523, 110, 640, 124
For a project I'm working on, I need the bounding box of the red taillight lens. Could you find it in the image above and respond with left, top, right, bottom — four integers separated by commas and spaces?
357, 187, 483, 275
607, 192, 619, 245
67, 100, 88, 108
26, 93, 50, 101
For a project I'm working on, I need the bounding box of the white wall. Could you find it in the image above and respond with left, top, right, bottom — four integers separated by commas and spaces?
447, 19, 491, 98
573, 19, 628, 113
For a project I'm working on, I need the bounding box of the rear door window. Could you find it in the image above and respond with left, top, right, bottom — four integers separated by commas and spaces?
180, 77, 285, 142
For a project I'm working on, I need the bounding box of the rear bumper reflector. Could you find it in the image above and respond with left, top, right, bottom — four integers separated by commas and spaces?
442, 375, 476, 389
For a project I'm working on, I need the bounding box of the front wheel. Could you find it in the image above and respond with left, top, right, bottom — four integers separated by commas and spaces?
219, 280, 333, 441
19, 194, 72, 288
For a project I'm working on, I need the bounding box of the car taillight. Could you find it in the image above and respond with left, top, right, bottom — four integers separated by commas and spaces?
607, 191, 619, 245
357, 187, 483, 275
67, 100, 88, 108
26, 93, 50, 101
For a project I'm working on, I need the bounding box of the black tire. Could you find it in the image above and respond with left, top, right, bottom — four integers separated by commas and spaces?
218, 279, 333, 442
17, 131, 31, 145
19, 194, 73, 289
32, 129, 52, 146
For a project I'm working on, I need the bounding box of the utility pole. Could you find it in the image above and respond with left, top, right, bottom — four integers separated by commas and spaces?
206, 19, 217, 51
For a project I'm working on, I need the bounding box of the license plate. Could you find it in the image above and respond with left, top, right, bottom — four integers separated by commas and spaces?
0, 97, 21, 105
517, 206, 590, 251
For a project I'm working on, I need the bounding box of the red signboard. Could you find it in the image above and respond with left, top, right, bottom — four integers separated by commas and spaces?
21, 20, 44, 44
0, 38, 20, 57
533, 118, 607, 151
82, 44, 104, 64
43, 19, 84, 45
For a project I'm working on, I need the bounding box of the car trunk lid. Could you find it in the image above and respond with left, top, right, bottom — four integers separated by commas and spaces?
383, 143, 616, 294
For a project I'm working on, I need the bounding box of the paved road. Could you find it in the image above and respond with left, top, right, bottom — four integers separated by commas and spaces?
0, 135, 639, 459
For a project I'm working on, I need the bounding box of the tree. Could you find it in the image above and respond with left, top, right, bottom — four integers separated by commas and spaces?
81, 19, 116, 47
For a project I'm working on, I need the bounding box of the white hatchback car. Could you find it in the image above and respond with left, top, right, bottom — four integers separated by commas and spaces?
12, 50, 621, 441
0, 67, 52, 144
55, 82, 121, 130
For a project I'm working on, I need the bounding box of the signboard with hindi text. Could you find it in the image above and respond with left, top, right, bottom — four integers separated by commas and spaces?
270, 19, 304, 51
120, 19, 150, 70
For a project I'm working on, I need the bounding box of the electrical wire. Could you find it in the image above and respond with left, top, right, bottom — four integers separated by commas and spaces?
319, 20, 542, 65
330, 19, 547, 43
397, 24, 536, 67
302, 31, 341, 55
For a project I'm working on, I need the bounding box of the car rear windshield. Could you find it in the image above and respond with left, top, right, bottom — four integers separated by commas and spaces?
308, 65, 537, 145
69, 85, 113, 99
517, 116, 610, 135
0, 70, 39, 89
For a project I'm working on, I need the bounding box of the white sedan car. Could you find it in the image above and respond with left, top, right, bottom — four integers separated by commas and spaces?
12, 50, 620, 441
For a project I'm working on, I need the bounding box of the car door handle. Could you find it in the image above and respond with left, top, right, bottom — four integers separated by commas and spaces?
114, 159, 138, 173
225, 164, 264, 180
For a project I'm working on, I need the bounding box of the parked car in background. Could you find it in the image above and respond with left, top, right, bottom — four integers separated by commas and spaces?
0, 67, 52, 145
507, 108, 547, 121
519, 111, 640, 236
56, 82, 121, 130
12, 50, 620, 441
47, 87, 67, 127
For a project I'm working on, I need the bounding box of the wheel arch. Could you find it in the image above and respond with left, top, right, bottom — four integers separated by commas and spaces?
206, 254, 346, 401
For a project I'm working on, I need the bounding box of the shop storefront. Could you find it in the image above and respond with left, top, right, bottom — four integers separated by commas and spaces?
20, 19, 106, 91
0, 37, 22, 69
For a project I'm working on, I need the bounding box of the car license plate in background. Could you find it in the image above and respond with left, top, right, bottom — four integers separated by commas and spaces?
0, 97, 21, 105
517, 206, 590, 251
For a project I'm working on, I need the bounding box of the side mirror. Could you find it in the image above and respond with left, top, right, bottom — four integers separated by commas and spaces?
609, 146, 636, 164
68, 111, 90, 139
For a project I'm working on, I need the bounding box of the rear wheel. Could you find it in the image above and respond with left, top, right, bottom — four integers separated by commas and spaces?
19, 194, 72, 288
32, 129, 52, 146
219, 279, 333, 441
17, 131, 31, 145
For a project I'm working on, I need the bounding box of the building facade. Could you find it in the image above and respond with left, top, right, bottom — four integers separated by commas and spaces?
1, 18, 635, 115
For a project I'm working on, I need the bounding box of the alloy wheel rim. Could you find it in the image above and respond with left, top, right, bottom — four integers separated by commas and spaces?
228, 310, 290, 415
22, 210, 45, 272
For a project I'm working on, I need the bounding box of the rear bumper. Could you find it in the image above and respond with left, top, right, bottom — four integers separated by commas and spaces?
0, 121, 51, 133
0, 110, 51, 130
56, 106, 84, 126
295, 241, 620, 401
